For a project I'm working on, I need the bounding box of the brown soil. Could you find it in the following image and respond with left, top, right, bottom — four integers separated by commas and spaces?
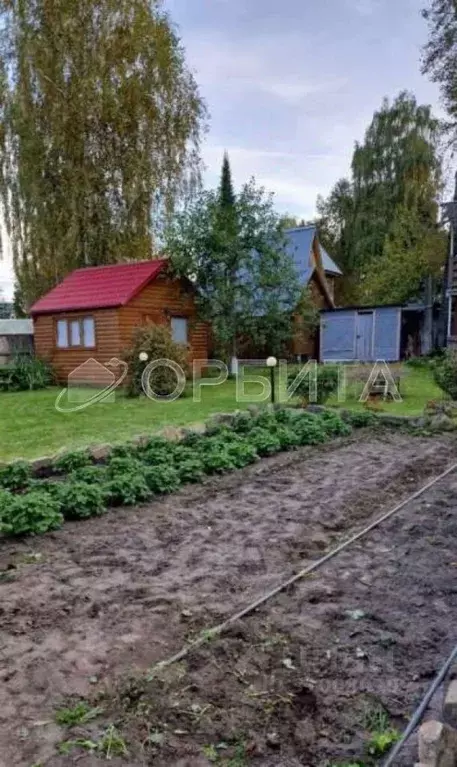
0, 432, 456, 767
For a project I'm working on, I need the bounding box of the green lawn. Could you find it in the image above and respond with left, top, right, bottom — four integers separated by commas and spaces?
327, 362, 443, 416
0, 362, 444, 462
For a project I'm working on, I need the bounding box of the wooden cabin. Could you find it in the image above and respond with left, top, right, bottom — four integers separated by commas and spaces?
30, 260, 208, 384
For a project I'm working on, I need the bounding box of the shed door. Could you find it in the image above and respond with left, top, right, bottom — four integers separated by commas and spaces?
356, 311, 374, 361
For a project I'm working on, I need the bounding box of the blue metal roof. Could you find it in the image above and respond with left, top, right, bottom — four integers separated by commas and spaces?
284, 226, 342, 280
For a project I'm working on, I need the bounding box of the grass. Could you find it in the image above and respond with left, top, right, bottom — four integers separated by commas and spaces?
327, 362, 443, 417
0, 362, 444, 462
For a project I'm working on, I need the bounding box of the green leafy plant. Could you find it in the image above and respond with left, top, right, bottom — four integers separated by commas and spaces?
125, 323, 190, 397
288, 364, 339, 405
174, 457, 206, 483
432, 350, 457, 400
0, 460, 31, 491
0, 491, 63, 535
319, 411, 352, 437
367, 728, 400, 756
54, 450, 91, 474
293, 415, 327, 445
144, 464, 181, 494
226, 438, 259, 468
56, 481, 106, 520
248, 427, 282, 456
198, 438, 237, 474
70, 466, 107, 485
103, 471, 152, 506
6, 356, 54, 391
344, 410, 377, 428
55, 700, 103, 726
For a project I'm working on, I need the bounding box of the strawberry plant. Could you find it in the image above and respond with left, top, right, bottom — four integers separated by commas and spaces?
319, 411, 352, 437
70, 466, 107, 485
57, 481, 106, 520
103, 471, 152, 506
225, 439, 259, 468
0, 460, 31, 491
198, 439, 237, 474
175, 458, 206, 483
144, 465, 181, 494
0, 490, 63, 535
248, 427, 282, 456
54, 451, 91, 474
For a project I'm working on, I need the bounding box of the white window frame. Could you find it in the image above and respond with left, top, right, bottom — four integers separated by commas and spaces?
171, 316, 189, 345
55, 316, 96, 349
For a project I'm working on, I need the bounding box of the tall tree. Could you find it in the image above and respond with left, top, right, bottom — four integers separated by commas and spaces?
219, 152, 235, 208
317, 92, 444, 304
166, 178, 302, 361
0, 0, 207, 308
422, 0, 457, 127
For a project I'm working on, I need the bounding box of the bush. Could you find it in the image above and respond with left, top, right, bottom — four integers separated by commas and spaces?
144, 464, 181, 494
433, 350, 457, 400
248, 427, 282, 456
293, 415, 327, 445
125, 323, 190, 397
319, 411, 352, 437
70, 466, 107, 485
175, 458, 206, 483
226, 438, 259, 468
0, 490, 64, 535
0, 460, 31, 491
344, 410, 377, 428
57, 481, 106, 519
197, 438, 237, 474
6, 356, 54, 391
288, 364, 339, 405
54, 451, 92, 474
103, 472, 152, 506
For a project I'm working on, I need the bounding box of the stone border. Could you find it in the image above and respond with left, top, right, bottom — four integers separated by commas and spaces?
417, 678, 457, 767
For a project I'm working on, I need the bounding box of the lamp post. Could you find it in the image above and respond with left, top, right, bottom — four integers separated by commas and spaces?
266, 356, 278, 404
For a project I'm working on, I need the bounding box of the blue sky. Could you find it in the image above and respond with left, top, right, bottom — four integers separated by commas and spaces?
0, 0, 444, 299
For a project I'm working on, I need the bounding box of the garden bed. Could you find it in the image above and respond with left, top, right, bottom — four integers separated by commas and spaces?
0, 430, 455, 765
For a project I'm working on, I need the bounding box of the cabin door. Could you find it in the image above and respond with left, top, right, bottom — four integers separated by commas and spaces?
356, 311, 374, 361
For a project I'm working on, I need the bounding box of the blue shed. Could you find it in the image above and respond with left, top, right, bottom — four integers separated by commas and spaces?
320, 305, 403, 362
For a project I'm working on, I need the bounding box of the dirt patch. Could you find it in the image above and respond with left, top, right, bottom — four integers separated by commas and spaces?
0, 431, 456, 766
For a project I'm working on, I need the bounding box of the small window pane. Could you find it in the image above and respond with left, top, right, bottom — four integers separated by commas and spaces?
83, 317, 95, 348
70, 320, 81, 346
171, 317, 188, 344
56, 320, 68, 348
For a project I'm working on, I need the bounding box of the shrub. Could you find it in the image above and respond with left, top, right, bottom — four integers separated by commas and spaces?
433, 350, 457, 400
144, 464, 181, 494
197, 438, 237, 474
288, 364, 339, 405
56, 481, 106, 519
103, 472, 152, 506
273, 425, 300, 449
293, 415, 327, 445
0, 460, 31, 491
231, 410, 254, 434
106, 456, 145, 477
248, 427, 282, 456
125, 323, 190, 397
319, 411, 352, 437
175, 458, 206, 483
226, 439, 259, 468
70, 466, 107, 485
54, 451, 92, 474
7, 356, 54, 391
0, 490, 63, 535
345, 410, 377, 428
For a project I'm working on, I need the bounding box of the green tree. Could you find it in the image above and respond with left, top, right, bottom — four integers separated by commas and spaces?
317, 92, 444, 304
166, 178, 302, 361
422, 0, 457, 126
0, 0, 207, 308
219, 152, 235, 208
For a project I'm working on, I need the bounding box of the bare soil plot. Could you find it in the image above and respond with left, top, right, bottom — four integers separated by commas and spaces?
0, 432, 456, 766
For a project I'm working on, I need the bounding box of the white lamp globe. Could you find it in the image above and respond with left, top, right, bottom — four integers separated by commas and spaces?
266, 356, 278, 368
139, 351, 149, 362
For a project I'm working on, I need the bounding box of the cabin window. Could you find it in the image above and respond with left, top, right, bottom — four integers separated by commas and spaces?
83, 317, 96, 348
55, 316, 96, 349
171, 317, 188, 344
70, 320, 81, 346
56, 320, 68, 348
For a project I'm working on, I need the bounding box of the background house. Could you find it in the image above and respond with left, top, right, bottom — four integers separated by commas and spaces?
284, 225, 342, 359
31, 260, 208, 383
0, 319, 34, 366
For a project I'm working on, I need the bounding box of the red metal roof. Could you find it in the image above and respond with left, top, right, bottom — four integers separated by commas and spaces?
30, 260, 167, 315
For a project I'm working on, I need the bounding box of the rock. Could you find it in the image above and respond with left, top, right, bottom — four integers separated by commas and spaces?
444, 680, 457, 729
30, 456, 54, 475
419, 720, 457, 767
306, 404, 325, 414
428, 414, 455, 432
90, 444, 112, 461
266, 731, 280, 748
211, 412, 235, 426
